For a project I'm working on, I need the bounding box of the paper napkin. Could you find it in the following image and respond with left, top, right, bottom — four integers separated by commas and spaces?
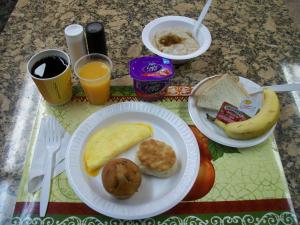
28, 116, 71, 193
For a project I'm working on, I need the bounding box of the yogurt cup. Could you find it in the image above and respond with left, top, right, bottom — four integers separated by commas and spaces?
129, 56, 174, 101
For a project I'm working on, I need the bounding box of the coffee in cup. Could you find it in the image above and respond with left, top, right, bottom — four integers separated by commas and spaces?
28, 49, 73, 105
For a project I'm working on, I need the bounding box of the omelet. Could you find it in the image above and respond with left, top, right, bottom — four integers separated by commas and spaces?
84, 122, 153, 176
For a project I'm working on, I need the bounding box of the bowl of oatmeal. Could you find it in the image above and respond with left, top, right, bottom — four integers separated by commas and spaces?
142, 16, 212, 64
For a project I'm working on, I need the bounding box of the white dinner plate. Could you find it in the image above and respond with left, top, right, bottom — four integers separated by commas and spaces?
66, 102, 200, 220
188, 76, 276, 148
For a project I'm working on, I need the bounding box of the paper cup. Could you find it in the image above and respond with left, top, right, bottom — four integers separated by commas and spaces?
28, 49, 73, 105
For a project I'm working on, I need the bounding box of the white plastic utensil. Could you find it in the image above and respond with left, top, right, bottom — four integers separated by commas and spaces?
39, 116, 62, 217
248, 83, 300, 95
192, 0, 212, 39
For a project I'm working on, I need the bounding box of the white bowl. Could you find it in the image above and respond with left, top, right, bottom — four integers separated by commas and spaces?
142, 16, 212, 64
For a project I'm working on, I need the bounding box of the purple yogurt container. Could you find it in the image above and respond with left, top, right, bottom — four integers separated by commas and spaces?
129, 56, 174, 101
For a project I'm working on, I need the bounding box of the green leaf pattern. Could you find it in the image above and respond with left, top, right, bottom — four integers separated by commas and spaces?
208, 140, 240, 161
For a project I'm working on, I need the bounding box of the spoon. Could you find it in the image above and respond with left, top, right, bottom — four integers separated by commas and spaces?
192, 0, 212, 39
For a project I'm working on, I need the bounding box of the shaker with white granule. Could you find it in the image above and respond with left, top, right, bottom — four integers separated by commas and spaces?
64, 24, 87, 68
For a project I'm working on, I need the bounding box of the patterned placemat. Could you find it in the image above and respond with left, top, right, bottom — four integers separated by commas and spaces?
12, 86, 298, 225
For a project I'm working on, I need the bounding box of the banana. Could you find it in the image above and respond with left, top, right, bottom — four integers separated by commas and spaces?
224, 89, 280, 140
206, 113, 226, 129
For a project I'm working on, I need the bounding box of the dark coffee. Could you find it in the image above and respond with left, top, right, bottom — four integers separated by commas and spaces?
31, 56, 68, 79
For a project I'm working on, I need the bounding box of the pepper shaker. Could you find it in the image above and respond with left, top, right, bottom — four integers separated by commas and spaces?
85, 22, 108, 55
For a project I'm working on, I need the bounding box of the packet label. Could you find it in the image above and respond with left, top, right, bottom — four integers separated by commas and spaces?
216, 102, 250, 124
239, 95, 261, 117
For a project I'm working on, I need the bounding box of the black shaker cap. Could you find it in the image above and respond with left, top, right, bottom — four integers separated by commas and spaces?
85, 22, 108, 55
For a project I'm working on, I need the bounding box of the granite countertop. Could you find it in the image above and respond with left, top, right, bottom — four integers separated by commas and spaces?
0, 0, 300, 223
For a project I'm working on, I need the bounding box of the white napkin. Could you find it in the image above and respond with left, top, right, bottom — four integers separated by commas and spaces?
28, 116, 71, 193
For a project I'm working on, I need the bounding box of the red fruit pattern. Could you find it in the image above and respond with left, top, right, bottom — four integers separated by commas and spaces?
183, 126, 215, 201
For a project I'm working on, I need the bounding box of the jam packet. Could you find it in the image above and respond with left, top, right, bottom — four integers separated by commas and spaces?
216, 102, 250, 124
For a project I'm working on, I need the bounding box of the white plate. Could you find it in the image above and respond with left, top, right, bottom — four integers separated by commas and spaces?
188, 76, 276, 148
66, 102, 200, 220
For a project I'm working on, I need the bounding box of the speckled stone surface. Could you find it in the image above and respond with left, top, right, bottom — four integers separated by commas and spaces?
0, 0, 17, 32
0, 0, 300, 223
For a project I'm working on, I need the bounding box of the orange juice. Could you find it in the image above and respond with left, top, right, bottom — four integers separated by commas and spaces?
78, 61, 111, 105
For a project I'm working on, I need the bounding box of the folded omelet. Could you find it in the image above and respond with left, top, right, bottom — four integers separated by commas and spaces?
84, 122, 153, 176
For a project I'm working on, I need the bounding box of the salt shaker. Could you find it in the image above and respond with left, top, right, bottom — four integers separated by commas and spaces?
64, 24, 88, 67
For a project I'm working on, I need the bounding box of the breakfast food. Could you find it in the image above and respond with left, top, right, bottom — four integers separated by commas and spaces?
223, 89, 280, 139
84, 123, 153, 176
129, 56, 174, 101
31, 56, 68, 79
209, 89, 280, 140
77, 60, 111, 105
136, 139, 179, 178
194, 74, 249, 111
102, 158, 142, 199
154, 28, 199, 55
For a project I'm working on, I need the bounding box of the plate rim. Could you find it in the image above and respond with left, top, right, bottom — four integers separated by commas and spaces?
65, 101, 200, 220
188, 76, 275, 148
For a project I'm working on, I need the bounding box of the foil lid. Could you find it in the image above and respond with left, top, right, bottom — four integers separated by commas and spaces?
129, 56, 174, 81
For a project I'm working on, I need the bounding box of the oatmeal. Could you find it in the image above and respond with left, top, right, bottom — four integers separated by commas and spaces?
154, 28, 199, 55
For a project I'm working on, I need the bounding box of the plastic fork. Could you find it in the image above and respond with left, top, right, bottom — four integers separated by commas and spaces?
39, 116, 62, 217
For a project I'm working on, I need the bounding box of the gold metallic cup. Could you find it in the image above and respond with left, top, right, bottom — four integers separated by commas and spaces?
28, 49, 72, 105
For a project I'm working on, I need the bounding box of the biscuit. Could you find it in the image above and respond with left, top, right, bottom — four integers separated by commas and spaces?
136, 139, 179, 178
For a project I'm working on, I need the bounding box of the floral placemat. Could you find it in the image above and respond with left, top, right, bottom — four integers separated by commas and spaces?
12, 86, 298, 225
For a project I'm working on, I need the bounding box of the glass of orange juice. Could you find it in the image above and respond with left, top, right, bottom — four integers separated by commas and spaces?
74, 53, 112, 105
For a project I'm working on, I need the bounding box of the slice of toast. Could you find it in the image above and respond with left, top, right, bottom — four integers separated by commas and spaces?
195, 74, 248, 111
193, 75, 222, 98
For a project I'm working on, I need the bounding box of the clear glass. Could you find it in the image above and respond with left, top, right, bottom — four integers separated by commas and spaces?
74, 53, 112, 105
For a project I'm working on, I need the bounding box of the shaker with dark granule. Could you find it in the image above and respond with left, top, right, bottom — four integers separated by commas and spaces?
85, 22, 108, 55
